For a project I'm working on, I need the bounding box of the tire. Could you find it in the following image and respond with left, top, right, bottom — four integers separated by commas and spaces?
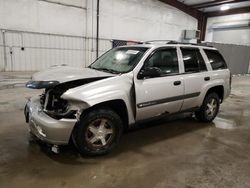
72, 108, 123, 156
195, 92, 220, 122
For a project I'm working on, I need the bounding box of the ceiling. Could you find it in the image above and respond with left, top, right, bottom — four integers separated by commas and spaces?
178, 0, 250, 12
178, 0, 215, 5
159, 0, 250, 40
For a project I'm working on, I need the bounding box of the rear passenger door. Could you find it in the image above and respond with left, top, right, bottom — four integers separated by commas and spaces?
179, 47, 210, 111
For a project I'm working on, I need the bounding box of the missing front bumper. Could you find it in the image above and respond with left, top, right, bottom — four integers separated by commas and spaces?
24, 97, 77, 145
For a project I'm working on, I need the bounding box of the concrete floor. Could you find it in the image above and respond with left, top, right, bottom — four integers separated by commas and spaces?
1, 73, 250, 188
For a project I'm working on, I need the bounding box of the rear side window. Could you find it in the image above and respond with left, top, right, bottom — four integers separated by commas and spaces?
204, 49, 227, 70
181, 48, 207, 73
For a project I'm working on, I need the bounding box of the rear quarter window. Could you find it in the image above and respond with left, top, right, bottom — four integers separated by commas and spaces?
204, 49, 227, 70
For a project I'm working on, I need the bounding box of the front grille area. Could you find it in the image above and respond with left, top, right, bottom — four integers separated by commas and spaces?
40, 92, 46, 106
41, 89, 69, 116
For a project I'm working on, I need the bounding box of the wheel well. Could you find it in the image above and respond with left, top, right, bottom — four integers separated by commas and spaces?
206, 86, 224, 102
84, 99, 129, 130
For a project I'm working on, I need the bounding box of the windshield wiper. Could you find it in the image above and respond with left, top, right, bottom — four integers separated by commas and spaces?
90, 67, 120, 74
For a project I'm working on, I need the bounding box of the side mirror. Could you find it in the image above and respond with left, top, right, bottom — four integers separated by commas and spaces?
138, 67, 161, 79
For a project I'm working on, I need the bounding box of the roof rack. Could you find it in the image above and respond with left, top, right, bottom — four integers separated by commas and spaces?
143, 40, 175, 44
143, 40, 213, 47
167, 41, 214, 47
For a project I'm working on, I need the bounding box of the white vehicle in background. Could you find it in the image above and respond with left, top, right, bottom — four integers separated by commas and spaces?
24, 41, 231, 156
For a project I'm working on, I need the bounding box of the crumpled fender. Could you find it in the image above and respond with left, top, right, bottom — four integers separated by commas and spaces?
61, 73, 135, 124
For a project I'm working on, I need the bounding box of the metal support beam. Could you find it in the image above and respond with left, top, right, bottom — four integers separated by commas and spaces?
159, 0, 207, 41
193, 0, 250, 9
159, 0, 202, 19
159, 0, 250, 41
198, 15, 208, 42
206, 6, 250, 17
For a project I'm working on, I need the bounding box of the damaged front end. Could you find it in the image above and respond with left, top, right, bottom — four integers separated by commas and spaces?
39, 87, 77, 119
24, 77, 109, 145
26, 77, 109, 119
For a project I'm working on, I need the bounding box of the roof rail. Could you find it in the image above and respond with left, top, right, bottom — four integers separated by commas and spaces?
143, 40, 214, 48
143, 40, 176, 44
143, 40, 213, 47
199, 42, 214, 47
167, 41, 214, 47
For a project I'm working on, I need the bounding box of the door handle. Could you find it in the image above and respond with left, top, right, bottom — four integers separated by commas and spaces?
173, 81, 181, 86
204, 77, 210, 81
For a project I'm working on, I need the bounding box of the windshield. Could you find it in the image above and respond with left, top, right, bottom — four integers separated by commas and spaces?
89, 47, 148, 74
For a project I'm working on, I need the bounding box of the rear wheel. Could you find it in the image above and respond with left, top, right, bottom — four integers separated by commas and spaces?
72, 108, 123, 156
195, 92, 220, 122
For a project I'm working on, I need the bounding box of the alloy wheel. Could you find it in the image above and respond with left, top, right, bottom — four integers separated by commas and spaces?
85, 118, 114, 148
206, 98, 218, 118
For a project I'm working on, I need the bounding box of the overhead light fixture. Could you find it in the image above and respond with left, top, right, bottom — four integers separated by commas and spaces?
220, 5, 230, 11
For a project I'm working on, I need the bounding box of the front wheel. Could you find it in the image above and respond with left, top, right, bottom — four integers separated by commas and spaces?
72, 108, 123, 156
195, 92, 220, 122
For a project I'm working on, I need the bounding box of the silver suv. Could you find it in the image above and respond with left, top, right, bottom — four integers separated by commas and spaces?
24, 42, 231, 156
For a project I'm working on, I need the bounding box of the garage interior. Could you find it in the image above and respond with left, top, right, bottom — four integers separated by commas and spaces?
1, 0, 250, 187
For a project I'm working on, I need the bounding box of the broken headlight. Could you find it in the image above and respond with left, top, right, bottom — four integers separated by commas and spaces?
41, 89, 88, 119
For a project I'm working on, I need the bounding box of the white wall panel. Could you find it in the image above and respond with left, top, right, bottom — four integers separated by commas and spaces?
98, 0, 197, 41
5, 46, 86, 71
0, 46, 4, 71
38, 1, 86, 36
205, 13, 250, 46
84, 38, 112, 65
43, 0, 87, 8
213, 29, 250, 46
0, 32, 3, 45
0, 0, 198, 71
2, 30, 111, 71
3, 31, 86, 71
0, 0, 86, 36
99, 39, 112, 55
0, 32, 5, 71
0, 0, 38, 32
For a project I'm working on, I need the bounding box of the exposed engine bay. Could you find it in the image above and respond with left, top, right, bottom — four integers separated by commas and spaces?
40, 88, 72, 119
26, 77, 111, 119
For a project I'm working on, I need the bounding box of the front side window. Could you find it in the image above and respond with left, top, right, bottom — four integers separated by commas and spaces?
89, 47, 148, 73
181, 48, 207, 73
204, 49, 227, 70
144, 48, 179, 76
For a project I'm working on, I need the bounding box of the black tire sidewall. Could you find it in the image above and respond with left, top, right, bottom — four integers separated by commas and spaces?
196, 92, 220, 122
72, 108, 123, 156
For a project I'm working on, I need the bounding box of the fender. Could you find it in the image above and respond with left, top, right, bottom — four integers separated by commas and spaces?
199, 78, 227, 105
61, 74, 136, 125
201, 69, 231, 103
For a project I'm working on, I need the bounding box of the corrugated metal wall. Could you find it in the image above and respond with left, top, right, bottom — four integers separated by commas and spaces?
0, 32, 5, 71
209, 42, 250, 74
3, 30, 249, 74
0, 30, 112, 71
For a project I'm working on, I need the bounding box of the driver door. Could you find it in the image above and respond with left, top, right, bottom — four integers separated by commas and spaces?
134, 47, 184, 121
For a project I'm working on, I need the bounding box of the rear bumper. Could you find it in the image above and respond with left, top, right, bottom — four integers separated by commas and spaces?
24, 97, 77, 145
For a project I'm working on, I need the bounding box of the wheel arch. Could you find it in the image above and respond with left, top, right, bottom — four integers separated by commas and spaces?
81, 99, 129, 131
205, 85, 224, 102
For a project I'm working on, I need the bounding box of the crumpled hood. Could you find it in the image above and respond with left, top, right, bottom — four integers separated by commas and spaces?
32, 66, 114, 83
